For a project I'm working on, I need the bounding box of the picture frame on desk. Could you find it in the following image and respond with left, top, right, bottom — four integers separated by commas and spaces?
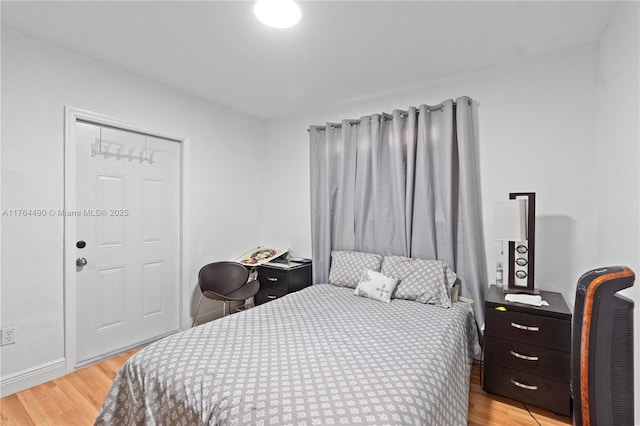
237, 246, 288, 266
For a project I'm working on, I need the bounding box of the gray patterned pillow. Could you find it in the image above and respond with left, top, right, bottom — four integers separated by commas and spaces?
381, 255, 453, 308
328, 250, 383, 288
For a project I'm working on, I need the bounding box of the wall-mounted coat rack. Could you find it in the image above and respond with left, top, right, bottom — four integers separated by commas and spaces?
91, 138, 155, 164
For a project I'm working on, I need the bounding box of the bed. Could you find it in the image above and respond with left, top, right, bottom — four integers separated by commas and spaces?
96, 282, 479, 425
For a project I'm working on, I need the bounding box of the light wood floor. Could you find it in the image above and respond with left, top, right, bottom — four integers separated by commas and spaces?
1, 351, 571, 426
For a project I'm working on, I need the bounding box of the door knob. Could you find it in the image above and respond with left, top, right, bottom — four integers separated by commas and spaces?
76, 257, 88, 267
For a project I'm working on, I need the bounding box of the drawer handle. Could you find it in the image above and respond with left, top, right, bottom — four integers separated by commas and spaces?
510, 379, 538, 391
267, 295, 277, 299
510, 350, 539, 361
510, 322, 539, 332
267, 277, 278, 282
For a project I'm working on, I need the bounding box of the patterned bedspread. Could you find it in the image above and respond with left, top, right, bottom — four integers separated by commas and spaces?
96, 284, 479, 425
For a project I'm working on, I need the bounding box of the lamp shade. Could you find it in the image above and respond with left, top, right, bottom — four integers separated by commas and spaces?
494, 199, 527, 241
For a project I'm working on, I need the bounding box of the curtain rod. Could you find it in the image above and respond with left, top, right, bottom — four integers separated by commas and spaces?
307, 98, 472, 132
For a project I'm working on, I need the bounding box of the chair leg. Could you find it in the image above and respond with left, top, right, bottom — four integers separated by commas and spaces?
223, 301, 228, 317
192, 294, 204, 327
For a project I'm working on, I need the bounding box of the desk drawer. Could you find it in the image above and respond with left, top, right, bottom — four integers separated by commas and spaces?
257, 268, 289, 292
483, 363, 570, 416
485, 308, 570, 351
255, 288, 286, 305
484, 335, 569, 382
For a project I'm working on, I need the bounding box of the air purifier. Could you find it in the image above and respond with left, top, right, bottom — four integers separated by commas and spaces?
571, 266, 634, 426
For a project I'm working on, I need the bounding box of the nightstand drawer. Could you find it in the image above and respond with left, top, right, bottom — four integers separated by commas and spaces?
483, 363, 570, 416
254, 263, 312, 306
485, 308, 571, 351
255, 288, 286, 305
257, 268, 289, 292
484, 335, 569, 382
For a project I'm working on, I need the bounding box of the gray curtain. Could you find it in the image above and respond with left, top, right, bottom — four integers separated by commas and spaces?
309, 96, 487, 322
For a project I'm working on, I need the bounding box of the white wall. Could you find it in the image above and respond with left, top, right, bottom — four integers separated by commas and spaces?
262, 5, 640, 417
3, 4, 637, 414
263, 44, 599, 309
0, 28, 265, 391
594, 2, 640, 420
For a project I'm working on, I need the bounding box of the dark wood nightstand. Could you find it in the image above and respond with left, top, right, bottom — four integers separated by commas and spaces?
483, 285, 572, 416
255, 262, 312, 305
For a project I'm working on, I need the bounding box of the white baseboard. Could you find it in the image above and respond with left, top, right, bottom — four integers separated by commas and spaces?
73, 330, 178, 370
189, 301, 244, 327
190, 306, 223, 327
1, 306, 236, 397
0, 357, 66, 397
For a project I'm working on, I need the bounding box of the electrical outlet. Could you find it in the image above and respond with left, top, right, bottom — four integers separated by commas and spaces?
1, 327, 16, 346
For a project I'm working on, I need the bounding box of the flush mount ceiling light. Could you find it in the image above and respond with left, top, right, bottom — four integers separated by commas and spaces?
254, 0, 301, 28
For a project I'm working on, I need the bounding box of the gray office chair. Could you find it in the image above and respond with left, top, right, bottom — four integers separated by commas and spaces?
192, 261, 260, 327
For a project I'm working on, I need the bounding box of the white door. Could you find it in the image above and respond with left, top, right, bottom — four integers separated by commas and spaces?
74, 121, 180, 365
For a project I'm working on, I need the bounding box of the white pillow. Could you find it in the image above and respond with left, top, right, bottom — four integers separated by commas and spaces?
353, 269, 399, 303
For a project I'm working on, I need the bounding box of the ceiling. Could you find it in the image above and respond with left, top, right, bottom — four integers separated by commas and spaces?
1, 1, 615, 120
